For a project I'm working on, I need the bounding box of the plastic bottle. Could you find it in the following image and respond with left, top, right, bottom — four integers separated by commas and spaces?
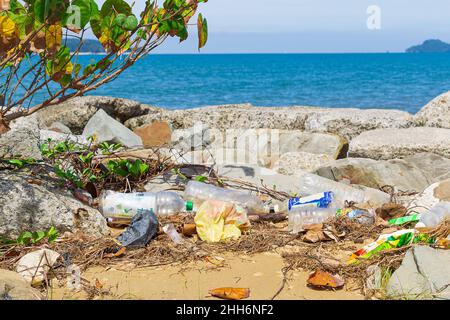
297, 173, 367, 206
163, 224, 185, 245
100, 191, 194, 225
184, 180, 265, 214
288, 205, 337, 234
417, 202, 450, 228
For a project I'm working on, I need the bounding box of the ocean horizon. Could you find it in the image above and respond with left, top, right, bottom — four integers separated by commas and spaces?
24, 52, 450, 114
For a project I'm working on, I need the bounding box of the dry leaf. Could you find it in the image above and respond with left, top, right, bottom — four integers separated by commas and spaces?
95, 279, 103, 289
182, 224, 197, 237
209, 287, 250, 300
303, 230, 327, 243
307, 270, 345, 290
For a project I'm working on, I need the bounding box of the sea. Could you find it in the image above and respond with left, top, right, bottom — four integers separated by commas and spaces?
16, 53, 450, 114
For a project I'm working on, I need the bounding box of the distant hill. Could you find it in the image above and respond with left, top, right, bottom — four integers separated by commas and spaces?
64, 38, 105, 53
406, 39, 450, 53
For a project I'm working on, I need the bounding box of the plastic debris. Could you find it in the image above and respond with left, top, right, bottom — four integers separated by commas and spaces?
100, 190, 193, 226
194, 200, 250, 243
209, 287, 250, 300
337, 208, 376, 225
16, 249, 61, 286
349, 229, 432, 263
388, 214, 421, 226
163, 223, 184, 245
117, 209, 158, 248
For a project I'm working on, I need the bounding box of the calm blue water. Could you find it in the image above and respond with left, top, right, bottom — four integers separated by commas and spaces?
14, 53, 450, 114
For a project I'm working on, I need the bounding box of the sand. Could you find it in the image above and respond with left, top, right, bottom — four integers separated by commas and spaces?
51, 251, 363, 300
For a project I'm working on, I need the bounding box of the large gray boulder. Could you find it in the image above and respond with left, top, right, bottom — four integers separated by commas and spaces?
0, 269, 43, 300
36, 96, 160, 134
82, 109, 143, 148
272, 152, 334, 174
403, 153, 450, 183
386, 246, 450, 300
349, 128, 450, 160
0, 115, 42, 160
125, 104, 414, 140
315, 158, 430, 192
0, 171, 109, 238
415, 91, 450, 129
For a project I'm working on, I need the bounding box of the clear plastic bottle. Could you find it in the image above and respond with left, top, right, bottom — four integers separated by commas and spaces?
163, 224, 185, 245
288, 205, 337, 234
184, 180, 265, 214
417, 202, 450, 228
298, 173, 367, 206
99, 191, 194, 225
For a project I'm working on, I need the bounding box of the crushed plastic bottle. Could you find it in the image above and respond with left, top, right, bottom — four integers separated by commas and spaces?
288, 205, 337, 234
298, 173, 367, 206
184, 180, 265, 214
100, 191, 194, 225
416, 202, 450, 228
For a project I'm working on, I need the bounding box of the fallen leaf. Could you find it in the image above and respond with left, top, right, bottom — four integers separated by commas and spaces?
303, 223, 323, 231
307, 270, 345, 290
95, 279, 103, 289
182, 224, 197, 237
209, 287, 250, 300
376, 203, 407, 220
303, 230, 327, 243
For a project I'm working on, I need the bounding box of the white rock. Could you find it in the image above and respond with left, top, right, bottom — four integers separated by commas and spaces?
349, 127, 450, 160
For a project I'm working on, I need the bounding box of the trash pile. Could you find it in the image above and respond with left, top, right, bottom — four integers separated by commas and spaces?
1, 176, 449, 300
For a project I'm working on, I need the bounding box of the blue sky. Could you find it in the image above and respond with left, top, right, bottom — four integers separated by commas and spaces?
122, 0, 450, 53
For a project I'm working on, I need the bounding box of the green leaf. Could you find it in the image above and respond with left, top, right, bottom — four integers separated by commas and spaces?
123, 15, 138, 31
63, 0, 92, 30
100, 0, 132, 18
113, 13, 127, 27
197, 13, 208, 50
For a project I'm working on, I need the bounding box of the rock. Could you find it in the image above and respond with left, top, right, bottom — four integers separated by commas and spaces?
37, 96, 160, 134
0, 114, 42, 160
125, 104, 414, 140
272, 152, 334, 174
48, 121, 72, 134
133, 121, 172, 148
415, 90, 450, 129
304, 108, 414, 139
16, 249, 61, 285
386, 246, 450, 300
171, 124, 216, 152
403, 153, 450, 183
82, 109, 143, 148
409, 179, 450, 214
211, 129, 348, 160
40, 129, 89, 146
0, 269, 43, 300
349, 128, 450, 160
181, 148, 273, 168
315, 158, 430, 192
0, 170, 109, 239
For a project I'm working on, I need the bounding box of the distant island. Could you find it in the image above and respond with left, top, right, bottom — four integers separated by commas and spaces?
406, 39, 450, 53
64, 38, 105, 54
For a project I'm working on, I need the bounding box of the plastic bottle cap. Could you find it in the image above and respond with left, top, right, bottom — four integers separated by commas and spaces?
186, 201, 194, 212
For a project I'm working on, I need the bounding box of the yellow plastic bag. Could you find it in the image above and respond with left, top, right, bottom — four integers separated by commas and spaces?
194, 200, 250, 243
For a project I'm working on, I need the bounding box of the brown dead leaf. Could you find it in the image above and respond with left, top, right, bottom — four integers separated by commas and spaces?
104, 246, 126, 258
95, 278, 103, 289
376, 203, 407, 220
307, 270, 345, 290
303, 230, 327, 243
182, 224, 197, 237
303, 223, 323, 231
209, 287, 250, 300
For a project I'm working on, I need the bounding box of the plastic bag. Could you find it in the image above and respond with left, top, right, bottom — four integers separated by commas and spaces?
194, 200, 250, 243
117, 209, 158, 248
